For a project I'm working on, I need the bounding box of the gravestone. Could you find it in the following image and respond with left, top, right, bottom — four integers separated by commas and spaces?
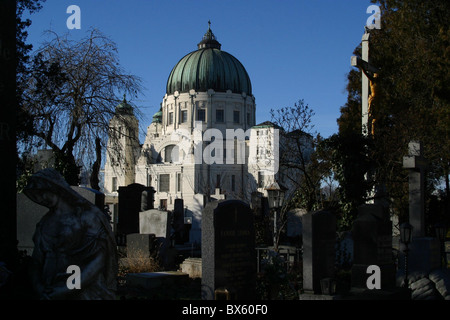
202, 200, 256, 300
139, 209, 172, 238
126, 233, 157, 259
351, 204, 396, 289
138, 209, 176, 269
16, 193, 47, 255
117, 183, 154, 235
71, 186, 105, 210
172, 199, 189, 244
302, 210, 336, 295
402, 141, 426, 237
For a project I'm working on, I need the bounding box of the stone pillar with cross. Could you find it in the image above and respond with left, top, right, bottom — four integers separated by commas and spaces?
351, 29, 384, 206
401, 141, 441, 275
402, 141, 427, 238
351, 29, 380, 137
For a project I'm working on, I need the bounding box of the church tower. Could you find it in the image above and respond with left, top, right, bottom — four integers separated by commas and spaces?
104, 95, 140, 194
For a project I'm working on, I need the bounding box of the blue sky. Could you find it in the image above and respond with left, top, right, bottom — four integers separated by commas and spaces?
23, 0, 375, 140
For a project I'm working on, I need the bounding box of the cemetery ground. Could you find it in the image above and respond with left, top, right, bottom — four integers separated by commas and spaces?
9, 184, 450, 301
114, 243, 304, 300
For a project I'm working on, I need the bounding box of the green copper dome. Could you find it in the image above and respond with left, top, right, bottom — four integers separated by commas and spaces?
166, 23, 252, 96
116, 94, 134, 115
152, 109, 162, 123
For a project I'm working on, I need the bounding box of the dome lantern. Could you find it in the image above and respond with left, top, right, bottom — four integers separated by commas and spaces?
197, 21, 221, 50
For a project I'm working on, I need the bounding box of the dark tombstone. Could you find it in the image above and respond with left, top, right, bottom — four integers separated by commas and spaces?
302, 210, 336, 295
402, 141, 426, 238
16, 193, 47, 255
126, 233, 157, 259
351, 204, 396, 289
117, 183, 154, 235
286, 208, 306, 246
173, 199, 189, 244
202, 200, 256, 300
141, 187, 155, 212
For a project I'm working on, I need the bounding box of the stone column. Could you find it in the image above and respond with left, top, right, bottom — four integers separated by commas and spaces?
401, 141, 440, 274
402, 141, 426, 238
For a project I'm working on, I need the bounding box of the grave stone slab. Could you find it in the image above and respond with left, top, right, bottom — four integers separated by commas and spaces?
71, 186, 105, 210
139, 209, 172, 238
202, 200, 256, 300
173, 199, 189, 244
117, 184, 154, 235
286, 208, 306, 238
126, 233, 157, 259
402, 141, 426, 238
351, 204, 396, 289
16, 193, 47, 255
302, 210, 336, 294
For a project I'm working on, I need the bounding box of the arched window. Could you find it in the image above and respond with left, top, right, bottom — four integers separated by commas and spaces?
165, 144, 179, 163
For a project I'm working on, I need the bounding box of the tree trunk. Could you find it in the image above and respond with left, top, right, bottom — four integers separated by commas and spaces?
90, 137, 102, 191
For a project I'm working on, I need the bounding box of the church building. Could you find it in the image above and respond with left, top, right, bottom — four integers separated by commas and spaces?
103, 24, 302, 244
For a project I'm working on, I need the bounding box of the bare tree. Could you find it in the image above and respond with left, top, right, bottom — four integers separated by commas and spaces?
271, 99, 331, 211
19, 28, 143, 186
270, 100, 333, 249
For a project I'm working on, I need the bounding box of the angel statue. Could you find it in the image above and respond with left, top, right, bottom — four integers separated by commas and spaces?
24, 168, 118, 300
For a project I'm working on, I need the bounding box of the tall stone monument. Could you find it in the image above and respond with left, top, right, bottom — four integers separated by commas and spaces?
302, 210, 336, 295
402, 141, 426, 237
351, 204, 396, 290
